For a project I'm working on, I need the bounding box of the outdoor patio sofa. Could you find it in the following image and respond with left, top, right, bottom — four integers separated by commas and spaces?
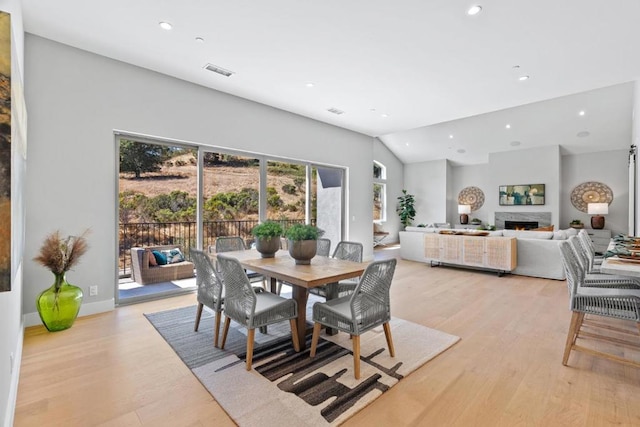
130, 244, 195, 285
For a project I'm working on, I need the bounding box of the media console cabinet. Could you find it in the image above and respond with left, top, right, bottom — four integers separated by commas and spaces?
424, 233, 517, 276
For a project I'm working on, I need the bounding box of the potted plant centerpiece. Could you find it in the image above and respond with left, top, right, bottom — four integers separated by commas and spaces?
251, 221, 283, 258
34, 230, 89, 332
285, 223, 321, 265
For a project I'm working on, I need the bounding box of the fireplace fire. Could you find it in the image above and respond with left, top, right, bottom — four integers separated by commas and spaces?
505, 220, 538, 230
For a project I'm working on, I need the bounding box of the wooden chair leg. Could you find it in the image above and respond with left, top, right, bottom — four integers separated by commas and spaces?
214, 311, 222, 348
310, 323, 322, 357
563, 311, 581, 366
246, 328, 256, 371
383, 322, 395, 357
194, 303, 203, 332
290, 319, 300, 352
353, 335, 361, 379
220, 317, 231, 350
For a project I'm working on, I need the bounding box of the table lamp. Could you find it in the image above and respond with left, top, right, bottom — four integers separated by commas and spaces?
588, 203, 608, 229
458, 204, 471, 225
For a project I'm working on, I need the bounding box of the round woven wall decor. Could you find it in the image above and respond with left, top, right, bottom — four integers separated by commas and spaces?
570, 181, 613, 213
458, 186, 485, 211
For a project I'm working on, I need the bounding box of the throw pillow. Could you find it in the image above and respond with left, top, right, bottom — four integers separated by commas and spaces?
552, 230, 568, 240
147, 249, 158, 267
161, 248, 185, 264
152, 250, 167, 265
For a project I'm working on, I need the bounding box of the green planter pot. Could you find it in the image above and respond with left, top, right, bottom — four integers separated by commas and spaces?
36, 273, 83, 332
288, 239, 317, 265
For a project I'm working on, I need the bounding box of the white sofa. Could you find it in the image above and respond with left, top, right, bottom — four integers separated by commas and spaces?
399, 226, 578, 280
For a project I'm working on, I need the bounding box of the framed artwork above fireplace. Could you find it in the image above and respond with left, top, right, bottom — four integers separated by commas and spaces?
499, 184, 545, 206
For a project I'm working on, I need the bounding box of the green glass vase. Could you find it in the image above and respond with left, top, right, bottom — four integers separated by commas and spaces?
36, 273, 83, 332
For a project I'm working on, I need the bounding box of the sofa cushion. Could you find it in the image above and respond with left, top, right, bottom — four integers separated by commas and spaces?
552, 230, 568, 240
147, 249, 158, 266
161, 248, 186, 264
488, 230, 504, 237
152, 250, 168, 265
502, 230, 554, 240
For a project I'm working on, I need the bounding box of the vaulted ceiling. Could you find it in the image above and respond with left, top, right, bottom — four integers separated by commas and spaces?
22, 0, 640, 164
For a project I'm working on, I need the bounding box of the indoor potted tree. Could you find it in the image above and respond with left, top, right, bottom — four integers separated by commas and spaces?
285, 223, 321, 265
251, 221, 283, 258
396, 189, 416, 229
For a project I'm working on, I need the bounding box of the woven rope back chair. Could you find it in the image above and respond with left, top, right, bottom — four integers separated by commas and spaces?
215, 236, 246, 252
216, 254, 300, 370
577, 229, 603, 272
213, 236, 266, 288
317, 238, 332, 257
190, 248, 225, 347
310, 258, 397, 379
567, 236, 640, 289
558, 241, 640, 368
308, 241, 363, 299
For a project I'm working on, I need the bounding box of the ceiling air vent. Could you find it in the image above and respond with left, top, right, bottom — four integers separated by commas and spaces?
203, 63, 234, 77
327, 107, 345, 115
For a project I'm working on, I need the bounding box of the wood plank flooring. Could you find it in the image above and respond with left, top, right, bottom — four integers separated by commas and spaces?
15, 246, 640, 426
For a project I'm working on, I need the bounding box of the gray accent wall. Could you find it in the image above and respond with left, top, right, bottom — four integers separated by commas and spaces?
23, 35, 377, 324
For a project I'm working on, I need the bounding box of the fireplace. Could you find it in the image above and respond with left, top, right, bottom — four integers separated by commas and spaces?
505, 220, 538, 230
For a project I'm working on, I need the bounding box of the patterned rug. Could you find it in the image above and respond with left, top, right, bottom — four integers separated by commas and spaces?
145, 302, 460, 426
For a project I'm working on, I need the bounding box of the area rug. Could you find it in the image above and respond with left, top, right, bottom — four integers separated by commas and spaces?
145, 303, 460, 426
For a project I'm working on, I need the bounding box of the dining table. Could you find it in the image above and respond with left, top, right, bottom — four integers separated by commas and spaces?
210, 249, 367, 350
600, 241, 640, 278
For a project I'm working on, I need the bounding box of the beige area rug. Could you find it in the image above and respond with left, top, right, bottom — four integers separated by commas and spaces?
145, 305, 460, 426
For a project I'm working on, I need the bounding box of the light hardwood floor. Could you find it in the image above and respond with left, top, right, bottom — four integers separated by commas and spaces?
15, 246, 640, 426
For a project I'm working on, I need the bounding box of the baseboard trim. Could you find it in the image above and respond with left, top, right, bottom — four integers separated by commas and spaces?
24, 298, 115, 328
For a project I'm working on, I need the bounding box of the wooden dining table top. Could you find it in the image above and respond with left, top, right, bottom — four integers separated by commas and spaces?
211, 249, 366, 288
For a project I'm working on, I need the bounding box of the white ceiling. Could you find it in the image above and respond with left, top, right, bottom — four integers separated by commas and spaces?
21, 0, 640, 165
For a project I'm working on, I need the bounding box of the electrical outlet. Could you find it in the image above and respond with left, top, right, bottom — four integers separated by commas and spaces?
89, 285, 98, 296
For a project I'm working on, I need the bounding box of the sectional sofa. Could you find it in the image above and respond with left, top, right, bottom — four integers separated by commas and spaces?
399, 226, 580, 280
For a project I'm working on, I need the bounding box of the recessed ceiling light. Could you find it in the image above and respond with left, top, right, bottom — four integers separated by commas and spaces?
369, 108, 376, 112
195, 37, 205, 43
159, 21, 173, 30
510, 141, 521, 146
579, 110, 585, 116
457, 149, 466, 154
467, 5, 482, 15
405, 142, 410, 146
305, 83, 314, 88
518, 75, 530, 81
449, 134, 454, 139
505, 124, 511, 129
381, 114, 389, 118
577, 131, 590, 138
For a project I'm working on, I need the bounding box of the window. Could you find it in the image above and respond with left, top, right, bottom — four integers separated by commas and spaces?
373, 161, 386, 222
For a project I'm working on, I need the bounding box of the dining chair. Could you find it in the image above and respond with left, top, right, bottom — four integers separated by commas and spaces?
577, 229, 604, 272
558, 241, 640, 368
190, 248, 225, 347
307, 241, 363, 299
567, 236, 640, 289
214, 236, 266, 289
310, 258, 397, 379
216, 254, 300, 370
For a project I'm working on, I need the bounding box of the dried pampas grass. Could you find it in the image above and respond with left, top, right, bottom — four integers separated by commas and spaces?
34, 230, 90, 274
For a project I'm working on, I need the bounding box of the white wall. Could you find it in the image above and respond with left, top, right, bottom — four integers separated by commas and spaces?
23, 35, 377, 322
451, 163, 491, 225
373, 138, 403, 242
404, 159, 449, 226
561, 149, 629, 234
0, 0, 24, 424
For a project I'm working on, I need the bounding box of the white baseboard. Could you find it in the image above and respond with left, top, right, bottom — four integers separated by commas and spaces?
4, 318, 23, 427
23, 298, 115, 328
